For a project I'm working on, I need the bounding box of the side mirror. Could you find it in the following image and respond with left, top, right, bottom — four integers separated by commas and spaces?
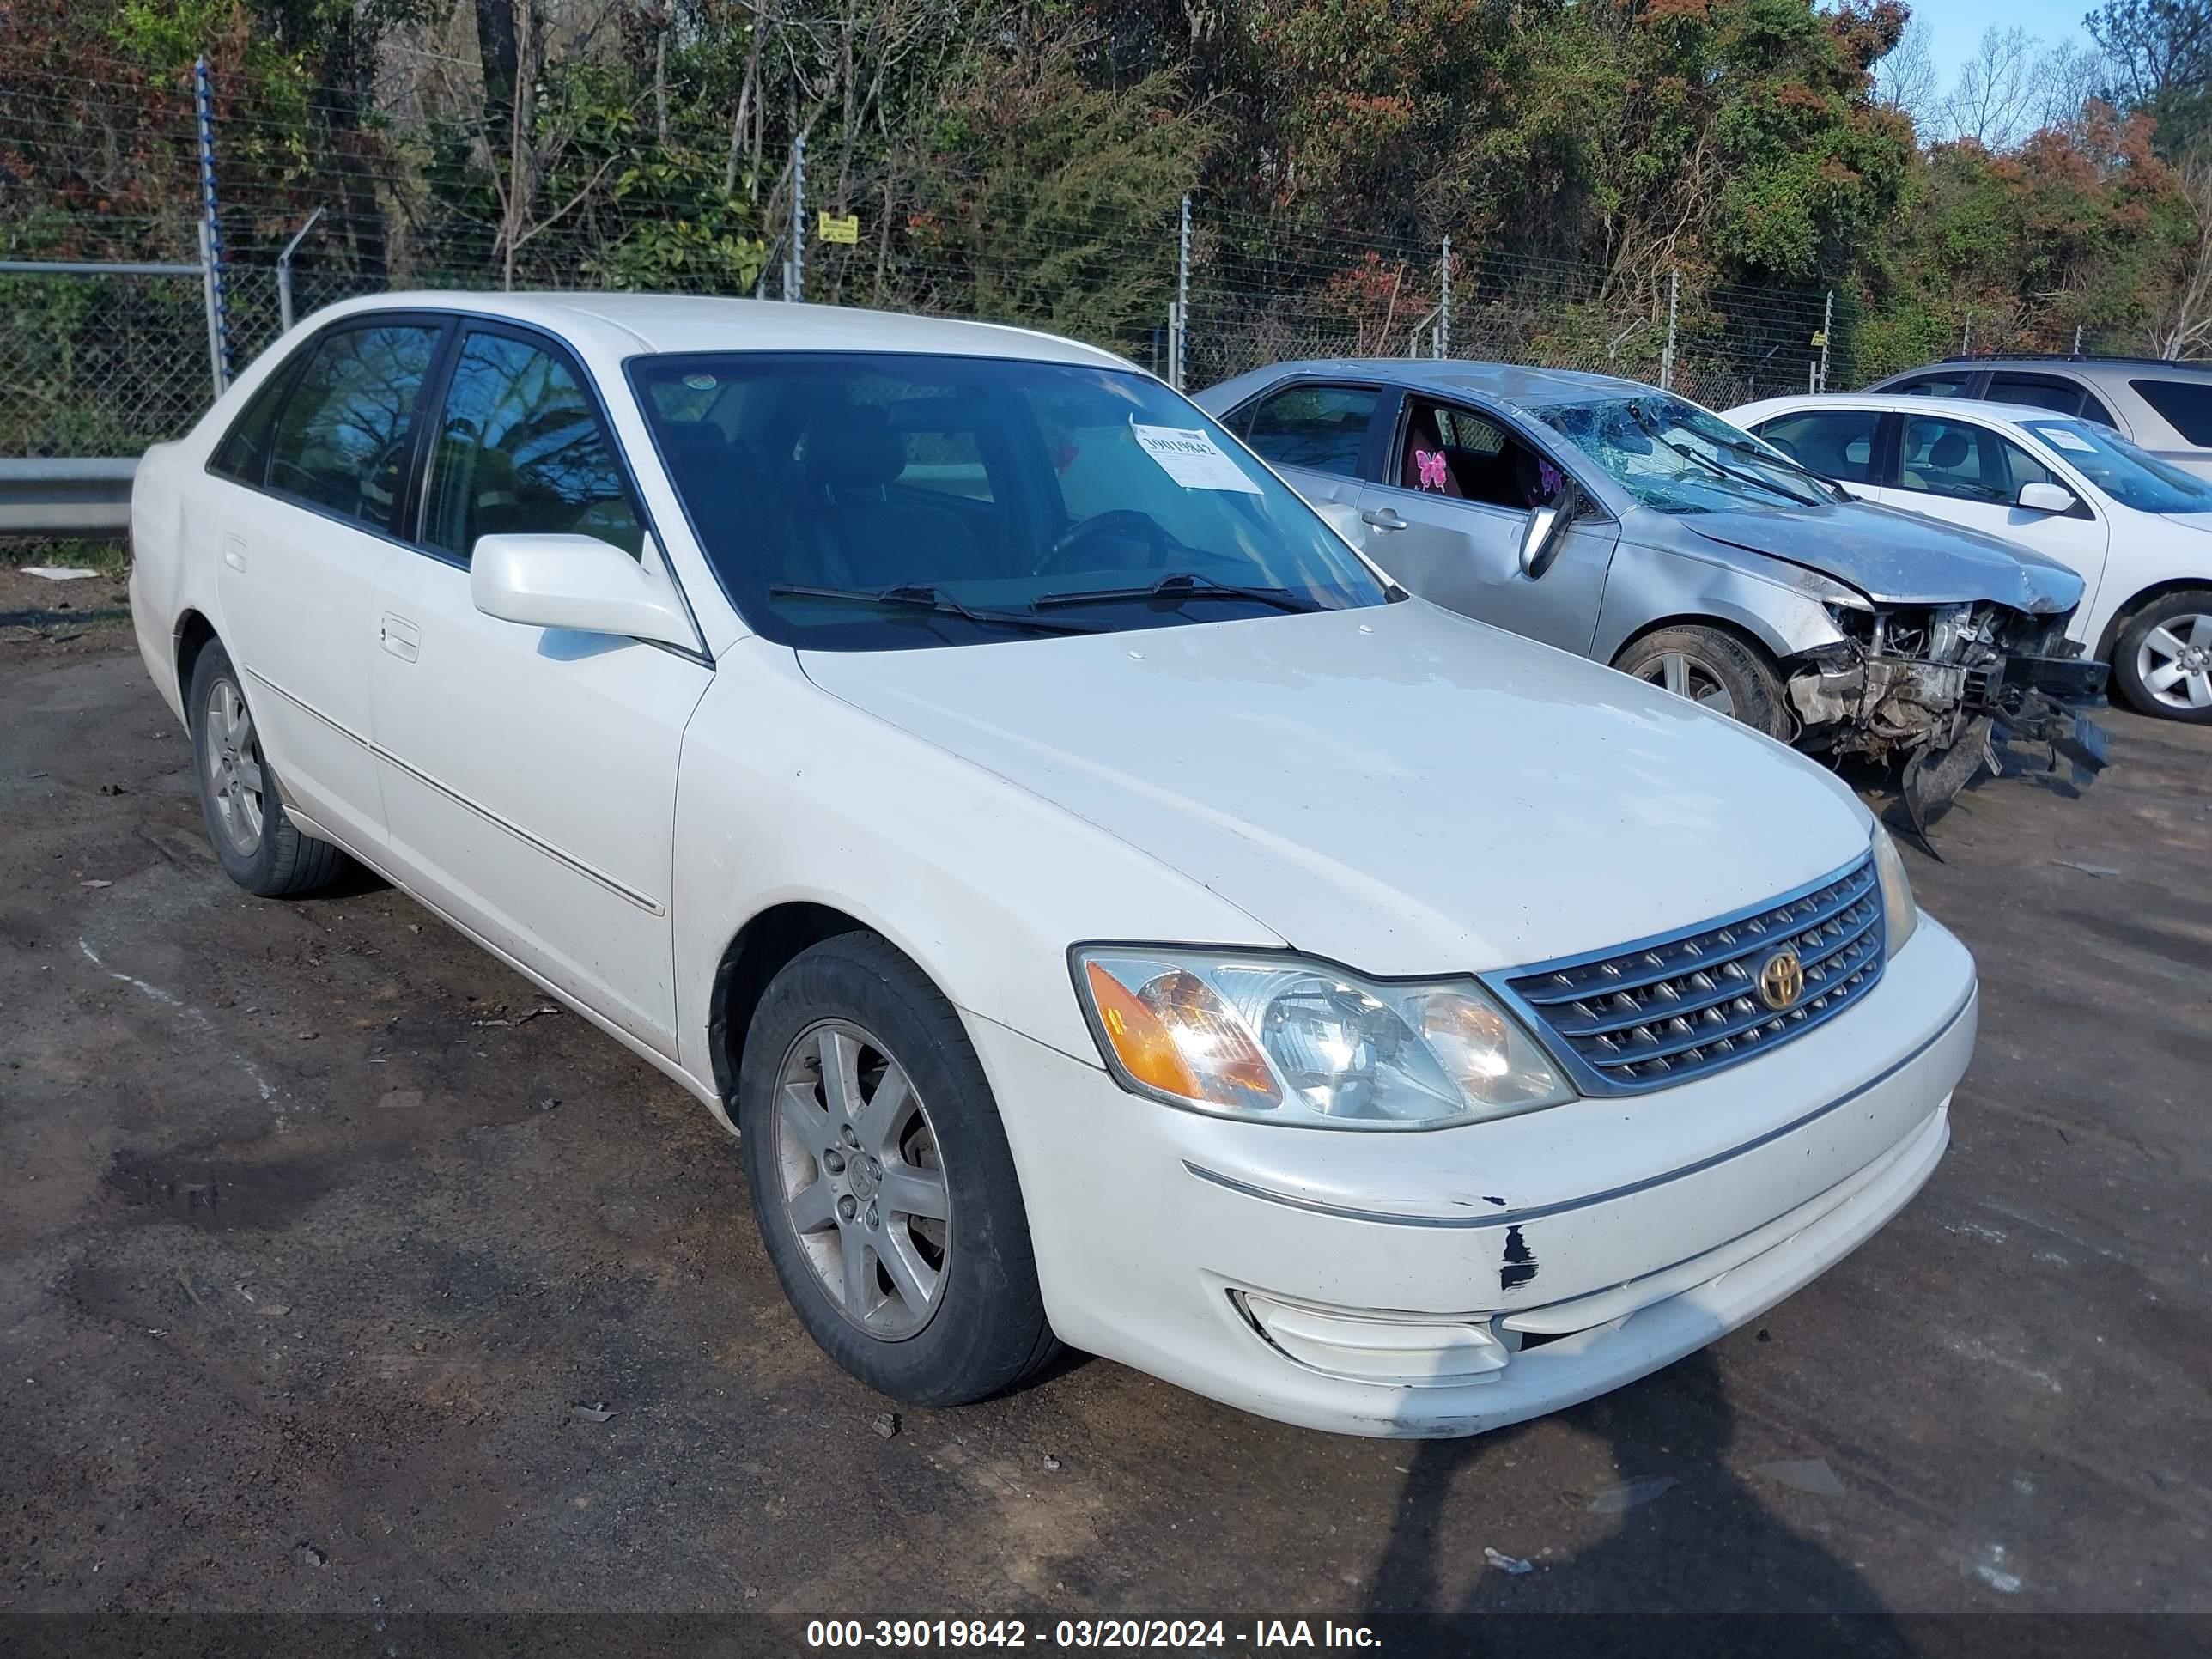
1518, 483, 1584, 579
2017, 480, 2078, 514
470, 532, 696, 650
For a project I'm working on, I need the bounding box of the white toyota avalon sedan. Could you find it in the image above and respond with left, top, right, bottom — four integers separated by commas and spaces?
128, 294, 1977, 1437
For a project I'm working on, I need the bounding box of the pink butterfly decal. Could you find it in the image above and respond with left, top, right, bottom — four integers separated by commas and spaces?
1415, 448, 1449, 491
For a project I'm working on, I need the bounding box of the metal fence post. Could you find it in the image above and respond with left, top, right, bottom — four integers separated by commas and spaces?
1960, 313, 1972, 356
1172, 193, 1191, 391
1818, 289, 1833, 392
786, 131, 806, 301
1660, 268, 1679, 392
2073, 323, 2085, 355
1438, 235, 1452, 359
276, 207, 324, 335
192, 55, 232, 392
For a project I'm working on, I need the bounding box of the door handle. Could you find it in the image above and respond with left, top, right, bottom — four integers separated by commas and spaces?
1361, 507, 1407, 531
380, 613, 421, 664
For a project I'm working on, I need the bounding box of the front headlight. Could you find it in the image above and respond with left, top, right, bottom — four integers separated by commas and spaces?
1072, 947, 1576, 1129
1870, 822, 1919, 955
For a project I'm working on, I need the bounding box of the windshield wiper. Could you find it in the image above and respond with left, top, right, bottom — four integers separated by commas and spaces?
1707, 432, 1854, 501
1031, 571, 1319, 614
1625, 400, 1820, 507
769, 582, 1103, 635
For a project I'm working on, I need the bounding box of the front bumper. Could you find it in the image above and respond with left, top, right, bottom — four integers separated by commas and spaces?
969, 916, 1977, 1437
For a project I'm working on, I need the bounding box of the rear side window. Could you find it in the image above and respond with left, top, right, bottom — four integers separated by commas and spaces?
2130, 377, 2212, 446
421, 331, 643, 563
264, 324, 442, 532
1891, 374, 1978, 398
1239, 384, 1379, 479
1752, 410, 1879, 483
1984, 373, 2115, 427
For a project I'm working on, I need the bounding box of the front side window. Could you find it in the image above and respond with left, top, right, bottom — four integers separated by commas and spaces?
264, 323, 442, 532
422, 331, 643, 563
2130, 376, 2212, 446
1749, 409, 1879, 484
632, 352, 1389, 650
1396, 398, 1565, 510
2021, 417, 2212, 513
1898, 416, 2052, 505
1239, 384, 1379, 479
1893, 373, 1978, 398
1534, 393, 1832, 514
1984, 374, 2089, 420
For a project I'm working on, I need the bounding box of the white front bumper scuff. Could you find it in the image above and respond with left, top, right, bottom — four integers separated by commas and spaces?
965, 915, 1978, 1437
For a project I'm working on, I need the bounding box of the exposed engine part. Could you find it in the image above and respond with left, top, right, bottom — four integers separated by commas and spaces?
1785, 599, 2111, 830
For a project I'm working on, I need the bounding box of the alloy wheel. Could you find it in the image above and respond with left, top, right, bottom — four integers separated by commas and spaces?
772, 1020, 951, 1340
1633, 651, 1737, 718
203, 675, 267, 856
2136, 611, 2212, 712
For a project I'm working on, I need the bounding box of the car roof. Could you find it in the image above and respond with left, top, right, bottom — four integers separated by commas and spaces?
1887, 355, 2212, 378
1738, 392, 2096, 429
1237, 357, 1655, 407
304, 290, 1133, 371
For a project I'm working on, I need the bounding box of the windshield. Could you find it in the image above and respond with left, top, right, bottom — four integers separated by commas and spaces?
1533, 393, 1832, 514
2020, 417, 2212, 514
628, 352, 1389, 649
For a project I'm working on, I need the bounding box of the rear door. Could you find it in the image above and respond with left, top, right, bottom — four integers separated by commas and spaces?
212, 315, 449, 853
1349, 392, 1616, 653
369, 322, 712, 1054
1865, 411, 2110, 642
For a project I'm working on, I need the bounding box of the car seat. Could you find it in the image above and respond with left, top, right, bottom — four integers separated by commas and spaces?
799, 405, 983, 586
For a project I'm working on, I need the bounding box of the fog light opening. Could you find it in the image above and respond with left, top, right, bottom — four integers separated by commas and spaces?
1232, 1291, 1511, 1388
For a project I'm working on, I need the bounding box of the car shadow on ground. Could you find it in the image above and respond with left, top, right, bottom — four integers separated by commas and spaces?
1358, 1350, 1915, 1639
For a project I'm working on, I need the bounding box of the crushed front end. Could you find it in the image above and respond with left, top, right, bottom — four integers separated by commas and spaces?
1785, 602, 2111, 830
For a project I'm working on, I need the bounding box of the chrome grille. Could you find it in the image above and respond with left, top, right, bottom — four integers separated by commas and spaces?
1494, 856, 1885, 1095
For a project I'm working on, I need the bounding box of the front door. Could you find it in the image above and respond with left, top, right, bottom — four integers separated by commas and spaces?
369, 325, 712, 1055
1868, 411, 2111, 645
213, 318, 447, 850
1352, 394, 1616, 653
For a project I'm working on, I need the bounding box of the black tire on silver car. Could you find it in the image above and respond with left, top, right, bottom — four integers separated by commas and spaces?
187, 641, 349, 897
1616, 623, 1790, 738
738, 931, 1058, 1405
2112, 586, 2212, 722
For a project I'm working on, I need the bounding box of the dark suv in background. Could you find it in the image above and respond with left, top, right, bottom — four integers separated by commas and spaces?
1866, 356, 2212, 480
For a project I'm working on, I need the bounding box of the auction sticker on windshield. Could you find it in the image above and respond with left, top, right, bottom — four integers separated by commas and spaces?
1131, 423, 1263, 492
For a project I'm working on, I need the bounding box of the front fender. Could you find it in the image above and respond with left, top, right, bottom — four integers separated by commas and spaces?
1593, 538, 1859, 665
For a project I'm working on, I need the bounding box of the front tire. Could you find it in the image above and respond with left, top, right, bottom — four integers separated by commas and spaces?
187, 641, 349, 896
1616, 623, 1790, 738
2112, 588, 2212, 720
738, 932, 1057, 1406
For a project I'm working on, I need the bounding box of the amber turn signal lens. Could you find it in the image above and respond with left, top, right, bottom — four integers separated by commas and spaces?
1085, 961, 1280, 1109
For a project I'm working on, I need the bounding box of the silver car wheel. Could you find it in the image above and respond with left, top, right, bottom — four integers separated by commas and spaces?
773, 1019, 951, 1340
2136, 611, 2212, 712
1633, 650, 1737, 718
203, 674, 267, 856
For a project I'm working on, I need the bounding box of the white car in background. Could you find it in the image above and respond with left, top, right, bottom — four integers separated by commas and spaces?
1730, 392, 2212, 720
128, 293, 1974, 1437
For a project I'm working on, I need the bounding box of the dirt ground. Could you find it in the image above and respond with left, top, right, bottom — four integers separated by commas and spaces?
3, 577, 2209, 1620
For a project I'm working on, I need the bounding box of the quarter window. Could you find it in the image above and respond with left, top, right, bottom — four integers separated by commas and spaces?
1750, 410, 1879, 484
209, 368, 295, 485
1239, 384, 1379, 479
2129, 376, 2212, 446
1898, 416, 2054, 505
421, 331, 643, 563
263, 324, 442, 532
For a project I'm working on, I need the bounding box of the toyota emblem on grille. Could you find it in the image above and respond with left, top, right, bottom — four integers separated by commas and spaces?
1758, 949, 1805, 1012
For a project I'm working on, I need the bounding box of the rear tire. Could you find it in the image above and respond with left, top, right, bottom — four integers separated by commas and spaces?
2112, 587, 2212, 721
1616, 623, 1790, 738
738, 932, 1058, 1406
187, 641, 350, 896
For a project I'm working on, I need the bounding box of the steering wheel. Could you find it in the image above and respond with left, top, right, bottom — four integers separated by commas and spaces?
1033, 508, 1170, 576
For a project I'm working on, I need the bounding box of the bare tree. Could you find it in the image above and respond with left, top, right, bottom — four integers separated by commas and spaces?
2157, 148, 2212, 356
1876, 15, 1942, 134
1946, 27, 2045, 148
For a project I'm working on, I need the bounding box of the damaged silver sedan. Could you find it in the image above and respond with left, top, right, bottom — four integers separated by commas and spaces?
1196, 362, 2109, 824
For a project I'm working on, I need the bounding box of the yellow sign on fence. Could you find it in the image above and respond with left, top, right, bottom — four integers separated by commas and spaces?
817, 211, 860, 246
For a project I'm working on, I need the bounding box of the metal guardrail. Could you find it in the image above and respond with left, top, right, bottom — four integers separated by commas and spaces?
0, 457, 137, 535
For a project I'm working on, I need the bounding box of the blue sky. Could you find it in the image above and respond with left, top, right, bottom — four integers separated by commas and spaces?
1920, 0, 2096, 78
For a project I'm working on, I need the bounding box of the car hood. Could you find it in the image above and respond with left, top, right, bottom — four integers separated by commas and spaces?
1680, 502, 2085, 612
796, 601, 1872, 976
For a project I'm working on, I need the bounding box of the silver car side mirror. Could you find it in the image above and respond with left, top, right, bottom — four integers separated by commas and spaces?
1518, 483, 1583, 578
2016, 480, 2078, 514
